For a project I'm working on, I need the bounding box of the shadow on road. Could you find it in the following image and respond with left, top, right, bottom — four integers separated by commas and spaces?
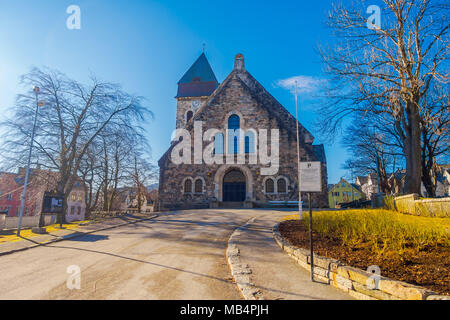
63, 233, 109, 242
42, 238, 320, 299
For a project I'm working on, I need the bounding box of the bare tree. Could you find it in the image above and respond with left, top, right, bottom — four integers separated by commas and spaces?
420, 82, 449, 196
77, 143, 103, 218
318, 0, 449, 194
127, 155, 157, 213
342, 114, 400, 193
97, 126, 146, 212
0, 67, 151, 222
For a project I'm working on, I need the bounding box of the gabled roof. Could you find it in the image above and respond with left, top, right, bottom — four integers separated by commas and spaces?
192, 68, 315, 143
356, 176, 368, 185
328, 178, 361, 192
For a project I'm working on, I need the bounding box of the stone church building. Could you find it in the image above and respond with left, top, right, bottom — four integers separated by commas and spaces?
157, 53, 328, 210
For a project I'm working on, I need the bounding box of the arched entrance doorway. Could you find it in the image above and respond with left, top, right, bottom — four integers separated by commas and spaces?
223, 169, 246, 202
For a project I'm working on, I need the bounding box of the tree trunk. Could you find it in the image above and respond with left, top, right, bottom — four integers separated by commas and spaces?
421, 166, 436, 197
421, 152, 437, 198
421, 125, 437, 198
404, 103, 422, 195
56, 178, 68, 225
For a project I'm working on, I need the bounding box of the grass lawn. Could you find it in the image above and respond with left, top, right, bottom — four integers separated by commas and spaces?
279, 209, 450, 295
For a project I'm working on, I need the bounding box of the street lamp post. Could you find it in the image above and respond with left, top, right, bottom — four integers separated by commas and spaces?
17, 86, 42, 236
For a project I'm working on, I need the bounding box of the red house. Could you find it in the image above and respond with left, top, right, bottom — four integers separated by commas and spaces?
0, 169, 48, 217
0, 172, 22, 216
0, 167, 86, 222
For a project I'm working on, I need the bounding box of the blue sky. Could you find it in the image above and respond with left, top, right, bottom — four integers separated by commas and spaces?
0, 0, 363, 183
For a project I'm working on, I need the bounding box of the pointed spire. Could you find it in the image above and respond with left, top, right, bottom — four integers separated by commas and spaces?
177, 53, 219, 98
178, 53, 218, 84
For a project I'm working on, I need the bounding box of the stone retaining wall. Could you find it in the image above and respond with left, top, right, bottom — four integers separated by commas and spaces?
393, 194, 449, 217
273, 222, 448, 300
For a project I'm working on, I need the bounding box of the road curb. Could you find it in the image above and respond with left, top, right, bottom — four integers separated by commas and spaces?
0, 214, 159, 257
226, 217, 264, 300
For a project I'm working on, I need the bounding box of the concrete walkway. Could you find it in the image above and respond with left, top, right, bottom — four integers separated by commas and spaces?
231, 211, 352, 300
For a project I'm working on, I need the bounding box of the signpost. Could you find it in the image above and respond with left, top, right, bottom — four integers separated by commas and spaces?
299, 161, 322, 281
42, 191, 64, 228
42, 191, 64, 214
30, 191, 64, 234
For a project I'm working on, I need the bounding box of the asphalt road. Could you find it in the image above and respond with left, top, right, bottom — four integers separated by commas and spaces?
0, 209, 350, 300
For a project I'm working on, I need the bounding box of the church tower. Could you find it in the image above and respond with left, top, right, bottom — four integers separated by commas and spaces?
175, 53, 219, 128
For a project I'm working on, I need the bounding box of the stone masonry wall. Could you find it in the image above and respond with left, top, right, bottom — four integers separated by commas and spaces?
176, 97, 208, 129
159, 72, 328, 210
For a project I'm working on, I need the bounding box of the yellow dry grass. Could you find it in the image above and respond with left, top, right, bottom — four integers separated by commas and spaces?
0, 221, 88, 244
284, 209, 449, 257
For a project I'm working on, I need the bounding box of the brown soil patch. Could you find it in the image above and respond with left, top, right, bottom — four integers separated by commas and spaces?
279, 220, 450, 295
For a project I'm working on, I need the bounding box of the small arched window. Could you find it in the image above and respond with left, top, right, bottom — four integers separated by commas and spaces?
265, 178, 275, 194
228, 115, 240, 130
194, 179, 203, 193
184, 179, 192, 194
277, 179, 287, 193
186, 110, 194, 123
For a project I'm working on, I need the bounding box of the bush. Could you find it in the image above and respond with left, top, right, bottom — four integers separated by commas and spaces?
384, 195, 397, 211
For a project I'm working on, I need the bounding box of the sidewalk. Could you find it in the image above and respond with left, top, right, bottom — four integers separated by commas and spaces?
231, 212, 353, 300
0, 213, 158, 257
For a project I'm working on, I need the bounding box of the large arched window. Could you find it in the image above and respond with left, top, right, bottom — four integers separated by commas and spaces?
265, 178, 275, 194
245, 131, 255, 154
228, 114, 240, 154
194, 179, 203, 193
214, 132, 224, 154
277, 178, 287, 194
184, 179, 192, 194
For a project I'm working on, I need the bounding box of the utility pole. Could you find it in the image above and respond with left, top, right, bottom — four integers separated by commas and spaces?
17, 87, 44, 236
295, 81, 302, 219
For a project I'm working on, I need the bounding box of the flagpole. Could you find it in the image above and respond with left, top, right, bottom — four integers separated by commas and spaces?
295, 81, 302, 219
